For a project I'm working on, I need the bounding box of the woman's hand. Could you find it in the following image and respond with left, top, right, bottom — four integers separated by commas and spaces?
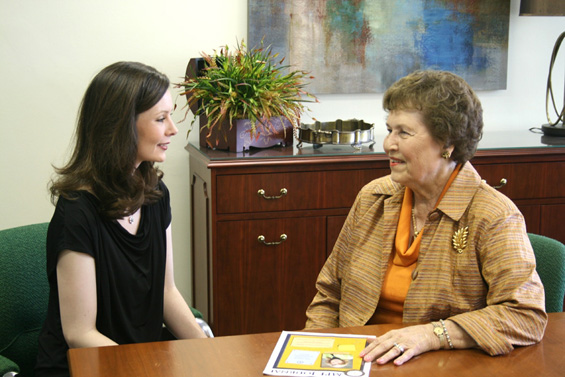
359, 324, 439, 366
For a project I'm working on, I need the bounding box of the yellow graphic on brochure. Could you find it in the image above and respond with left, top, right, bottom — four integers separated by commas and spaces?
276, 334, 367, 371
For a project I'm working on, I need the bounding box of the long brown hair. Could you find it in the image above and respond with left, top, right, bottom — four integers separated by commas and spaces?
50, 61, 170, 219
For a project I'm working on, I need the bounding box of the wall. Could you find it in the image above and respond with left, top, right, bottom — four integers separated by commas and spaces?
0, 0, 563, 301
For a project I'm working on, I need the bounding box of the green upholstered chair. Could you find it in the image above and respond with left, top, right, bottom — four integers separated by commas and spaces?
0, 222, 50, 377
528, 233, 565, 313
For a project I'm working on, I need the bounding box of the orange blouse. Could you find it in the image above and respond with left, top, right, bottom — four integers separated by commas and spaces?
368, 164, 462, 324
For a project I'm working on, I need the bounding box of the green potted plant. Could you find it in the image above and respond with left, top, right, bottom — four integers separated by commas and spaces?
177, 39, 317, 152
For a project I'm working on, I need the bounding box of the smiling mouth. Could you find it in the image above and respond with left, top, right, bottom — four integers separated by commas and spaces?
389, 157, 404, 165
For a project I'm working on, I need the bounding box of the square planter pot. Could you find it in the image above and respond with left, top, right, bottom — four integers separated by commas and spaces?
199, 115, 293, 152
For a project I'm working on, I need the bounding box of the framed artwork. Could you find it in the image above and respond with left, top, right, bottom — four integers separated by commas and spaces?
248, 0, 510, 94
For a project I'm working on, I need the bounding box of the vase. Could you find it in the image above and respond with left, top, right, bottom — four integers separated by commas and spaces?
199, 115, 293, 152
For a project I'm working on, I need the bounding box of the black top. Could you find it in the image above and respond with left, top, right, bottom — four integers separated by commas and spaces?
35, 181, 171, 377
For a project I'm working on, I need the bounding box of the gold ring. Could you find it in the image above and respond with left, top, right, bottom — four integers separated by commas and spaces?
393, 342, 405, 354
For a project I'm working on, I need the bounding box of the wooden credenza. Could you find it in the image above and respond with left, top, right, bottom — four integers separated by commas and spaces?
187, 130, 565, 337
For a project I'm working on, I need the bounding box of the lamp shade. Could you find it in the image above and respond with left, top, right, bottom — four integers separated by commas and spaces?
520, 0, 565, 16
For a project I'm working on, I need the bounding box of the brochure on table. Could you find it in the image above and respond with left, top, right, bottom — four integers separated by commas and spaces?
263, 331, 374, 376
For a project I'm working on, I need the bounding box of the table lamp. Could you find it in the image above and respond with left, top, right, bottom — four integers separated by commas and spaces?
520, 0, 565, 136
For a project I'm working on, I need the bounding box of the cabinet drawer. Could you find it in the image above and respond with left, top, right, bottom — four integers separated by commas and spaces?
216, 169, 388, 214
474, 161, 565, 200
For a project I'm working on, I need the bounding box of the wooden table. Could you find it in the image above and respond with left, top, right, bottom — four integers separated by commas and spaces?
68, 312, 565, 377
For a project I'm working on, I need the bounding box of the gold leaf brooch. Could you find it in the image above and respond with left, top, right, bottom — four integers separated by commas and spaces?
452, 226, 469, 254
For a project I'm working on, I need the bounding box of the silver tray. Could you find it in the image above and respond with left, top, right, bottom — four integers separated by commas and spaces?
297, 119, 375, 149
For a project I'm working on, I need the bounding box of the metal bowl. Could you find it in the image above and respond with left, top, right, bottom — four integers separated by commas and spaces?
297, 119, 374, 149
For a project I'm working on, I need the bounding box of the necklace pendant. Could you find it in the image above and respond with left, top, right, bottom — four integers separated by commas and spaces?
128, 216, 134, 224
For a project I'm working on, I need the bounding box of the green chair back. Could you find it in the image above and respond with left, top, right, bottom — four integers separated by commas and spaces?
528, 233, 565, 313
190, 306, 203, 319
0, 223, 49, 377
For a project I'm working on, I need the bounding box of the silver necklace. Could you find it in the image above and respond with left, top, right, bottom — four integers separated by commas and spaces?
128, 216, 134, 224
412, 208, 420, 237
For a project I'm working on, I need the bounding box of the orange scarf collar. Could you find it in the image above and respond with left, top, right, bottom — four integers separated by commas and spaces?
394, 164, 462, 266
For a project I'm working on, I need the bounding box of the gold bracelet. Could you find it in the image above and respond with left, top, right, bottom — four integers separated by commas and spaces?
439, 319, 454, 349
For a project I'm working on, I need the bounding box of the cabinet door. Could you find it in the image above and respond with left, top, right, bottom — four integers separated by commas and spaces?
214, 217, 326, 336
540, 204, 565, 244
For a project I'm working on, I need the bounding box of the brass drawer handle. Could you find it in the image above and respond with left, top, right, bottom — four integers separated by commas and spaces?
493, 178, 508, 189
483, 178, 507, 189
257, 188, 288, 200
257, 234, 288, 246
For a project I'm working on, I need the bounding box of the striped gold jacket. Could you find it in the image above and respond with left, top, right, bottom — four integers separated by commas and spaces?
305, 162, 547, 355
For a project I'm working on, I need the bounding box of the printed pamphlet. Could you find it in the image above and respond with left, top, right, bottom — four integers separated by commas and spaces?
263, 331, 374, 376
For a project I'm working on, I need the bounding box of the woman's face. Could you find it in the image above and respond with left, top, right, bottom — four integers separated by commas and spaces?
383, 110, 448, 190
135, 90, 178, 167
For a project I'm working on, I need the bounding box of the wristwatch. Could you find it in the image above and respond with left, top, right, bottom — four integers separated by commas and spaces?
432, 322, 447, 349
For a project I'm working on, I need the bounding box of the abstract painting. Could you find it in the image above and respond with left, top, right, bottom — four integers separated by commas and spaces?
248, 0, 510, 94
